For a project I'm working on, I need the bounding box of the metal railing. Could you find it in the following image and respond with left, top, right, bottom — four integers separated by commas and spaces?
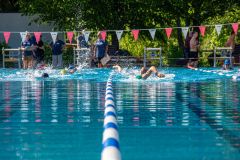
213, 47, 233, 67
1, 48, 22, 68
143, 47, 162, 67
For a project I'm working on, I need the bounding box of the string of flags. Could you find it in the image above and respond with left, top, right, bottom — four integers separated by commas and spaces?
0, 23, 239, 44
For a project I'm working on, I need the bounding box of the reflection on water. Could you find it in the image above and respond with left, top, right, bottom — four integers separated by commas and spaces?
0, 79, 239, 160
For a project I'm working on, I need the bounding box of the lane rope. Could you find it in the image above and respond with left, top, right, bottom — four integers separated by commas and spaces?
101, 72, 121, 160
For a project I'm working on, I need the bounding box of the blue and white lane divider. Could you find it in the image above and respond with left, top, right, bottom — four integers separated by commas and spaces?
101, 74, 121, 160
193, 68, 235, 77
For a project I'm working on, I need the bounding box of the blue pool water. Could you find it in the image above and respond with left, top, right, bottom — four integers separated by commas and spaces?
0, 67, 240, 160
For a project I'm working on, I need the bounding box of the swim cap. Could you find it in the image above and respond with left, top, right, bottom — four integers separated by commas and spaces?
42, 73, 49, 78
135, 75, 142, 79
224, 59, 230, 65
60, 69, 67, 75
68, 65, 75, 70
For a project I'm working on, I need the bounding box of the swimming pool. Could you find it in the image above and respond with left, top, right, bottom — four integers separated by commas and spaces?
0, 67, 240, 160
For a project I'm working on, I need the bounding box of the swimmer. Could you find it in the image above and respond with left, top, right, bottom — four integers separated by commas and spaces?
42, 73, 49, 78
113, 64, 165, 79
68, 65, 77, 74
222, 59, 232, 70
187, 60, 198, 69
60, 69, 67, 75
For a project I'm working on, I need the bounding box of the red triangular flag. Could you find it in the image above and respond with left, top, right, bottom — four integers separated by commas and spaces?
101, 31, 107, 41
67, 32, 74, 44
165, 28, 172, 39
232, 23, 239, 35
132, 30, 140, 41
34, 32, 42, 43
199, 26, 206, 36
3, 32, 11, 44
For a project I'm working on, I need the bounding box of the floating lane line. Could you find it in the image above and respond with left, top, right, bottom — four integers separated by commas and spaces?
101, 73, 121, 160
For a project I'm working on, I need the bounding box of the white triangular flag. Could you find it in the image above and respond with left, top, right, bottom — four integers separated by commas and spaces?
50, 32, 58, 43
181, 27, 189, 39
215, 25, 222, 36
20, 32, 27, 42
149, 29, 156, 40
116, 30, 123, 41
83, 31, 90, 42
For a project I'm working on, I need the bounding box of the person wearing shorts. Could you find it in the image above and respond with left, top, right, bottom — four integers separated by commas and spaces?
21, 32, 34, 69
94, 32, 108, 68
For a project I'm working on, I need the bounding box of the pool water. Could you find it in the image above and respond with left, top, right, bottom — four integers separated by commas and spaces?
0, 67, 240, 160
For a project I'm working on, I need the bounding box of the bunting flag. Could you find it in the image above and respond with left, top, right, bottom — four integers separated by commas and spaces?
83, 31, 91, 42
3, 32, 11, 44
67, 32, 74, 44
149, 29, 156, 40
181, 27, 189, 39
20, 32, 27, 42
215, 24, 222, 36
116, 30, 123, 41
50, 32, 58, 43
232, 23, 239, 34
165, 28, 172, 39
34, 32, 42, 43
199, 26, 206, 36
101, 31, 107, 41
132, 29, 140, 41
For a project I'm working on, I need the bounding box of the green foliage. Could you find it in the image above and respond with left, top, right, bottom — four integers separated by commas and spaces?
17, 0, 240, 67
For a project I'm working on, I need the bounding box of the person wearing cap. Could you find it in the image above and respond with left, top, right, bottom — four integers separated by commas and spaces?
68, 65, 77, 74
222, 58, 232, 70
21, 32, 35, 69
94, 32, 108, 68
113, 65, 165, 79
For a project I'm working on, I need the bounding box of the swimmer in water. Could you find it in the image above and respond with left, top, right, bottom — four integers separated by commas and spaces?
113, 65, 165, 79
222, 59, 232, 70
68, 65, 77, 74
60, 65, 77, 75
42, 73, 49, 78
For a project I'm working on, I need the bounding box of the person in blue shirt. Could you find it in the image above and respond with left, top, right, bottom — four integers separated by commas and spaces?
21, 32, 35, 69
50, 36, 65, 68
94, 32, 108, 68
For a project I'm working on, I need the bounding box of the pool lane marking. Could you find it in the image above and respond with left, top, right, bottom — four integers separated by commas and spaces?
193, 68, 234, 77
175, 84, 240, 150
101, 73, 121, 160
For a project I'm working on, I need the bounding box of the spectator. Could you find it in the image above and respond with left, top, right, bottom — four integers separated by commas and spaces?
50, 36, 65, 68
77, 30, 89, 49
189, 31, 199, 61
184, 31, 193, 59
33, 35, 45, 68
21, 32, 35, 69
94, 32, 108, 68
225, 31, 236, 50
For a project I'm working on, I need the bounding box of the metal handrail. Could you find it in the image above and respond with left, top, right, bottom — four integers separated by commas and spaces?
1, 47, 22, 68
214, 46, 233, 67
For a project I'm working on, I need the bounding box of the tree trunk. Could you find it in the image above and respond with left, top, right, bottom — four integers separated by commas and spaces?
176, 16, 184, 55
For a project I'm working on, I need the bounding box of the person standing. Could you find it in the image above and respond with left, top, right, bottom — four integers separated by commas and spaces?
189, 31, 199, 61
77, 30, 89, 49
94, 32, 108, 68
184, 31, 193, 59
50, 36, 65, 68
33, 35, 45, 68
21, 32, 35, 69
